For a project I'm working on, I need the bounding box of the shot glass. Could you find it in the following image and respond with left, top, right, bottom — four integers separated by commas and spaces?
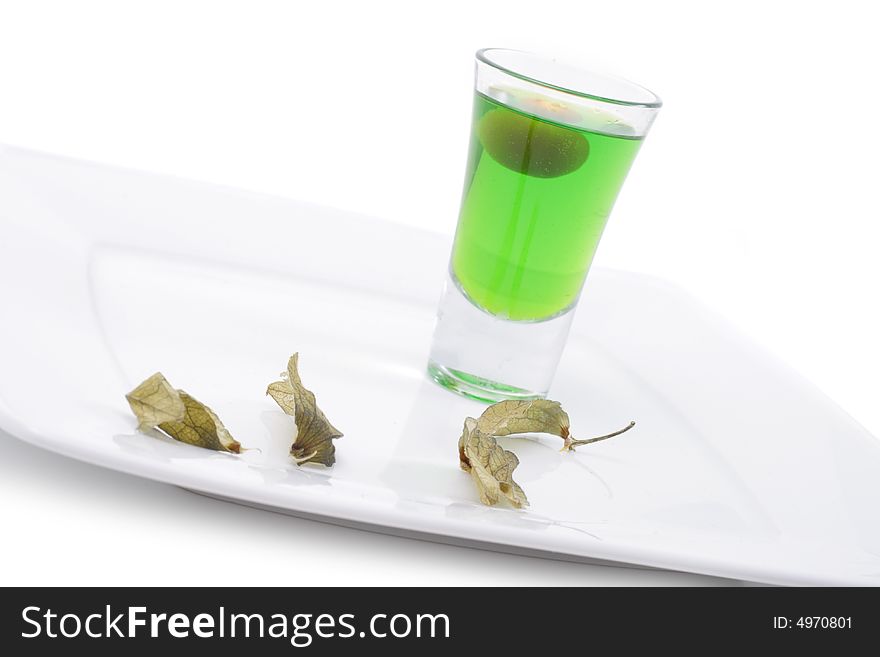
427, 48, 661, 402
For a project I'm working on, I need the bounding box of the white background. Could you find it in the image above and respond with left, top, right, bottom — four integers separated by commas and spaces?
0, 0, 877, 586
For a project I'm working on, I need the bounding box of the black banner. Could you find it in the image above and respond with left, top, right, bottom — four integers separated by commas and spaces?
0, 587, 874, 653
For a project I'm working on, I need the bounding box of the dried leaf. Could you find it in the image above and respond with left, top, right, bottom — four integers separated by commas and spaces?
459, 418, 528, 508
476, 399, 571, 441
267, 353, 343, 467
475, 399, 634, 452
125, 372, 186, 430
125, 373, 242, 453
158, 391, 242, 453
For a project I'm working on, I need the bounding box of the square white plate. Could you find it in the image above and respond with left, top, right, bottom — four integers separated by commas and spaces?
2, 145, 879, 586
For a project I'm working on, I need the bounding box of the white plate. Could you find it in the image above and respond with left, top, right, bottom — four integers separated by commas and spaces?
1, 145, 879, 587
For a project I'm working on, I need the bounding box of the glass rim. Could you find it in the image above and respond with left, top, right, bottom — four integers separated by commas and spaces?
476, 48, 662, 109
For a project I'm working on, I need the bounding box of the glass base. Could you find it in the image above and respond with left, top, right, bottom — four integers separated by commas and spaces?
427, 360, 545, 403
426, 272, 576, 402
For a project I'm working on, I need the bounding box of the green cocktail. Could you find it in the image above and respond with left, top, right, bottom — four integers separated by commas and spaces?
429, 48, 660, 401
451, 92, 642, 321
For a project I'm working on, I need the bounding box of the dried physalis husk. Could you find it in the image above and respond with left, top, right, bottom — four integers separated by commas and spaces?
157, 391, 242, 453
475, 399, 634, 452
125, 373, 242, 453
125, 372, 186, 430
266, 353, 343, 467
458, 418, 529, 508
476, 399, 570, 441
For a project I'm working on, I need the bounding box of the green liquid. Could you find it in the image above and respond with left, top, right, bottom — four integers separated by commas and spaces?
451, 92, 642, 321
